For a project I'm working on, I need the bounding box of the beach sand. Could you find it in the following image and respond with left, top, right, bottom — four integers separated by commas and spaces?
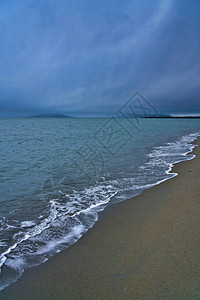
1, 138, 200, 299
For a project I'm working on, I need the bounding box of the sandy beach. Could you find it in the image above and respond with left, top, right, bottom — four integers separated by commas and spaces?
1, 138, 200, 300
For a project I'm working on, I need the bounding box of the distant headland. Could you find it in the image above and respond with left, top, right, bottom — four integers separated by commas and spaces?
140, 114, 200, 119
30, 113, 73, 118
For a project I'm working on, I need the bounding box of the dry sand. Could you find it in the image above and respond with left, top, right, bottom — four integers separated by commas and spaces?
1, 138, 200, 300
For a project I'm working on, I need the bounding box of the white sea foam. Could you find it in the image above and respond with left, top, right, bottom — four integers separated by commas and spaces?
36, 224, 86, 255
20, 221, 36, 228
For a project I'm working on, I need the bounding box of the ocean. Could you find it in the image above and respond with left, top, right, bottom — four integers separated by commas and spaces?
0, 117, 200, 291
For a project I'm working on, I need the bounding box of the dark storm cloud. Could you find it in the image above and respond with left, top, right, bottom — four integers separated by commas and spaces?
0, 0, 200, 117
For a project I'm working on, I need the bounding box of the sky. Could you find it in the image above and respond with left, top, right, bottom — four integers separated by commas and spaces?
0, 0, 200, 117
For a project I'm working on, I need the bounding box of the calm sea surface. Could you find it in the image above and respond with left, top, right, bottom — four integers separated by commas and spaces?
0, 118, 200, 290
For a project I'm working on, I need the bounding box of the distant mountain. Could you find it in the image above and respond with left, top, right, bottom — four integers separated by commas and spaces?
30, 113, 73, 118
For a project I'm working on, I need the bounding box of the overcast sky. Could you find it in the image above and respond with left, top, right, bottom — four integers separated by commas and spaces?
0, 0, 200, 117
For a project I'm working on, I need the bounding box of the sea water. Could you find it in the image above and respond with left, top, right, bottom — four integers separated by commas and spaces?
0, 117, 200, 290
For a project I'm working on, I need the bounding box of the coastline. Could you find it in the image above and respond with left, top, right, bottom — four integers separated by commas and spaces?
1, 137, 200, 299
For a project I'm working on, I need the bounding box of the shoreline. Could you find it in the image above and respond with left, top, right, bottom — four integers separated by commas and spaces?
1, 137, 200, 299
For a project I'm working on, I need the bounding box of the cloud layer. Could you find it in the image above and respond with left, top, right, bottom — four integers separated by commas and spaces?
0, 0, 200, 116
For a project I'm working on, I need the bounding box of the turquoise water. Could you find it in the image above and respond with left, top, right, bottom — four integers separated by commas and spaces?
0, 118, 200, 290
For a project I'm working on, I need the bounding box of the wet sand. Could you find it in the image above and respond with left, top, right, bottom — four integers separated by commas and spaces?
1, 138, 200, 299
